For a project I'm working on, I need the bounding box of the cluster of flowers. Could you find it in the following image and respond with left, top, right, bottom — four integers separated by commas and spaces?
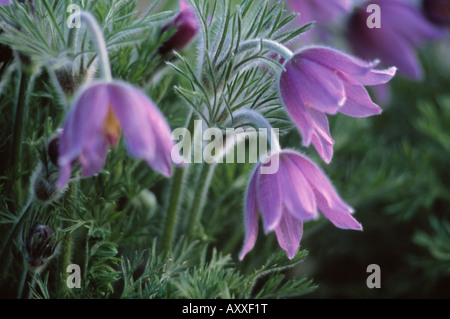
3, 0, 448, 261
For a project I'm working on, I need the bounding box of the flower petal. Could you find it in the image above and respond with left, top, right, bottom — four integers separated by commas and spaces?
308, 109, 335, 163
108, 82, 174, 177
278, 155, 317, 221
300, 46, 397, 86
286, 151, 361, 230
283, 54, 346, 114
257, 163, 282, 233
239, 167, 260, 260
274, 210, 303, 260
339, 83, 382, 118
58, 83, 110, 187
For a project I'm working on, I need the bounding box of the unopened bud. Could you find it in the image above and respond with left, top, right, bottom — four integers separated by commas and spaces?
25, 224, 58, 272
158, 0, 199, 55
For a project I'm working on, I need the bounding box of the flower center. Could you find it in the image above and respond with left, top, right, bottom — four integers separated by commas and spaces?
104, 107, 121, 147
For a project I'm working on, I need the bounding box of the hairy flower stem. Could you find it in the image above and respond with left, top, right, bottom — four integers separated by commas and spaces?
10, 69, 31, 200
186, 163, 216, 240
237, 39, 294, 61
58, 184, 76, 297
161, 166, 186, 253
77, 11, 112, 82
161, 113, 195, 253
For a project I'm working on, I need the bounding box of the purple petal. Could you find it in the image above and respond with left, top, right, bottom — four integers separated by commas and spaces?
239, 167, 260, 260
278, 155, 317, 221
308, 109, 335, 163
79, 134, 109, 177
339, 83, 382, 118
58, 83, 110, 187
280, 82, 315, 146
108, 82, 174, 177
282, 54, 346, 114
257, 164, 282, 233
0, 0, 11, 6
314, 190, 362, 230
286, 151, 361, 230
299, 46, 397, 86
274, 210, 303, 260
380, 0, 445, 46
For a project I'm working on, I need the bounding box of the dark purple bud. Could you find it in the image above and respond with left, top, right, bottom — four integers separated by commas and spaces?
423, 0, 450, 27
158, 0, 199, 55
47, 130, 63, 166
25, 224, 58, 272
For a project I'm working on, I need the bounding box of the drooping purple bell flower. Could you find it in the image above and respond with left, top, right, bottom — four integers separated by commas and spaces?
158, 0, 199, 55
279, 46, 396, 163
239, 150, 361, 260
347, 0, 445, 80
287, 0, 352, 43
422, 0, 450, 28
57, 80, 176, 188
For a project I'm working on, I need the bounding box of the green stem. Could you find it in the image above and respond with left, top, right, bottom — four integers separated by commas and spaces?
237, 39, 294, 61
186, 163, 216, 240
58, 225, 73, 297
10, 69, 31, 193
160, 112, 196, 253
78, 11, 112, 82
161, 166, 186, 253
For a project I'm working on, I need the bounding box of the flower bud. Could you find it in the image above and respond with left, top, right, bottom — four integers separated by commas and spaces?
158, 0, 199, 55
24, 224, 58, 272
47, 130, 63, 167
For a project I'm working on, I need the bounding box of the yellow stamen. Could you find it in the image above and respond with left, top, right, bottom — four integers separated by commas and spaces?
305, 103, 311, 109
104, 107, 121, 147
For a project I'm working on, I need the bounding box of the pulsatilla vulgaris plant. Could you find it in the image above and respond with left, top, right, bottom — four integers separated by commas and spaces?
0, 0, 398, 299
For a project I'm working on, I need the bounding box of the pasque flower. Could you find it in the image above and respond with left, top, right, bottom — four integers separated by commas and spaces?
57, 80, 175, 188
287, 0, 352, 43
422, 0, 450, 28
239, 150, 361, 260
347, 0, 445, 80
279, 46, 396, 163
158, 0, 199, 55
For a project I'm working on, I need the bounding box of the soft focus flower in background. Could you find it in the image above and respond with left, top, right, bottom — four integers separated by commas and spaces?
0, 0, 11, 6
158, 0, 199, 55
287, 0, 352, 43
240, 150, 362, 260
422, 0, 450, 28
347, 0, 445, 80
57, 80, 175, 188
279, 46, 396, 163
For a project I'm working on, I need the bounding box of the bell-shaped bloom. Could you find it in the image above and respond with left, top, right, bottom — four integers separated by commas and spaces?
347, 0, 445, 80
423, 0, 450, 28
279, 46, 396, 163
239, 150, 361, 260
57, 80, 175, 188
287, 0, 352, 43
158, 0, 199, 55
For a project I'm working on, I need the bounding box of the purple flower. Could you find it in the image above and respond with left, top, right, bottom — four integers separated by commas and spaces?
347, 0, 445, 80
0, 0, 11, 5
279, 46, 396, 163
239, 150, 361, 260
287, 0, 352, 43
158, 0, 199, 55
422, 0, 450, 28
57, 80, 175, 188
